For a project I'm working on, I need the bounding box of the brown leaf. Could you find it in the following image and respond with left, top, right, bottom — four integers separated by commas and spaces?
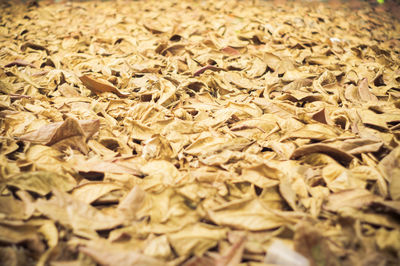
220, 46, 240, 55
4, 59, 37, 68
19, 117, 99, 146
291, 143, 355, 166
79, 75, 129, 97
193, 65, 226, 77
358, 78, 378, 102
20, 42, 48, 53
294, 222, 340, 266
117, 185, 146, 220
215, 235, 246, 266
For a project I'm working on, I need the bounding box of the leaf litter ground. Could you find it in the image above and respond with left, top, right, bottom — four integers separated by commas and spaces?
1, 0, 400, 265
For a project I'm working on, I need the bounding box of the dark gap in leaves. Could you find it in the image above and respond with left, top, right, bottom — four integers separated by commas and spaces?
132, 138, 142, 145
187, 82, 203, 92
5, 71, 16, 77
368, 106, 384, 114
184, 198, 197, 210
387, 121, 400, 127
372, 145, 391, 161
227, 66, 243, 71
40, 58, 55, 68
365, 180, 374, 191
79, 171, 105, 181
7, 186, 21, 199
140, 94, 152, 102
251, 35, 264, 45
261, 146, 273, 152
281, 200, 292, 211
168, 242, 180, 258
310, 178, 326, 187
187, 109, 199, 116
100, 139, 120, 151
254, 185, 263, 196
208, 245, 219, 253
364, 124, 388, 132
5, 141, 25, 160
207, 59, 217, 65
369, 202, 400, 221
170, 35, 182, 42
96, 228, 113, 239
325, 50, 334, 56
92, 200, 118, 207
334, 116, 347, 130
357, 44, 368, 50
373, 74, 385, 87
186, 90, 195, 97
19, 164, 33, 172
114, 38, 123, 44
200, 218, 218, 226
353, 153, 363, 162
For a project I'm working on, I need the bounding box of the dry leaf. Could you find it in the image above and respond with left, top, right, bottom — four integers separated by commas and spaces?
6, 171, 76, 196
79, 75, 129, 97
1, 0, 400, 264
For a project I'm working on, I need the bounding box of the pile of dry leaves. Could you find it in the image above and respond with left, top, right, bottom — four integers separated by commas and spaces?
1, 0, 400, 265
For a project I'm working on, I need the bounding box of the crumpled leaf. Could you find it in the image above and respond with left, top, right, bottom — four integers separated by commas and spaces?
6, 171, 76, 196
35, 190, 122, 239
79, 240, 164, 266
378, 147, 400, 200
71, 182, 123, 204
168, 223, 227, 257
294, 222, 340, 266
324, 188, 380, 213
0, 224, 45, 253
291, 143, 355, 166
143, 235, 172, 259
4, 59, 37, 68
19, 118, 99, 154
358, 78, 378, 102
207, 198, 298, 231
0, 195, 28, 220
117, 185, 146, 221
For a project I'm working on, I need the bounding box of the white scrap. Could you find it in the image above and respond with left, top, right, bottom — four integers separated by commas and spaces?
264, 241, 310, 266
